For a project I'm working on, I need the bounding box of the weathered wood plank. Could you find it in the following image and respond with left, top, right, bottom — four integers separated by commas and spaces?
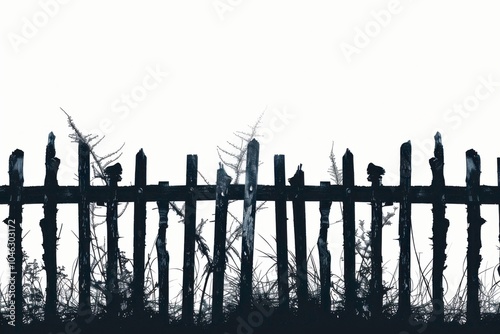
289, 164, 308, 312
318, 181, 332, 313
39, 132, 60, 323
274, 154, 289, 312
398, 141, 411, 319
5, 149, 24, 328
78, 143, 91, 318
105, 163, 122, 317
466, 149, 484, 325
239, 139, 260, 313
367, 162, 384, 318
342, 149, 356, 316
498, 158, 500, 279
132, 149, 147, 317
156, 182, 170, 319
182, 155, 198, 325
4, 184, 500, 205
430, 132, 448, 323
212, 165, 232, 324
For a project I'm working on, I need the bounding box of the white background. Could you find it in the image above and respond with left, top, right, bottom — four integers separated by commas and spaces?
1, 0, 500, 311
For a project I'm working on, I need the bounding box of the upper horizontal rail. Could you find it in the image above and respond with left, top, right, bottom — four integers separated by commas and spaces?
1, 184, 500, 205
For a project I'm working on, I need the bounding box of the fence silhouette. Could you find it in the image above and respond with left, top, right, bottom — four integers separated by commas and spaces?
1, 131, 499, 328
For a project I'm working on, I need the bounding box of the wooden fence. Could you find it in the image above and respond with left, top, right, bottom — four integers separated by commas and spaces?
1, 132, 499, 328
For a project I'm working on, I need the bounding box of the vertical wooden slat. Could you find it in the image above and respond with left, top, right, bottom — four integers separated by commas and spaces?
466, 149, 484, 324
289, 164, 308, 312
6, 149, 24, 328
342, 149, 356, 316
239, 139, 260, 313
212, 164, 232, 324
182, 155, 198, 325
367, 162, 384, 318
156, 182, 170, 319
497, 158, 500, 279
105, 163, 122, 317
318, 181, 332, 313
78, 142, 91, 317
274, 154, 289, 312
40, 132, 60, 323
429, 132, 449, 323
132, 149, 147, 316
398, 141, 412, 319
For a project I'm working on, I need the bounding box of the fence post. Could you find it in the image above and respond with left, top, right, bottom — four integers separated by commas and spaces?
342, 149, 356, 317
6, 149, 24, 328
156, 182, 170, 319
466, 149, 484, 325
398, 141, 411, 319
498, 158, 500, 280
239, 139, 260, 314
105, 163, 122, 318
289, 164, 308, 313
274, 154, 289, 313
212, 164, 232, 324
78, 142, 91, 318
367, 162, 384, 319
182, 155, 198, 325
318, 181, 332, 313
429, 132, 448, 323
40, 132, 60, 323
133, 149, 147, 317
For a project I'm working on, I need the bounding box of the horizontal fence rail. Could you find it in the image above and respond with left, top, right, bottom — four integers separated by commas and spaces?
4, 184, 500, 205
1, 132, 499, 328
